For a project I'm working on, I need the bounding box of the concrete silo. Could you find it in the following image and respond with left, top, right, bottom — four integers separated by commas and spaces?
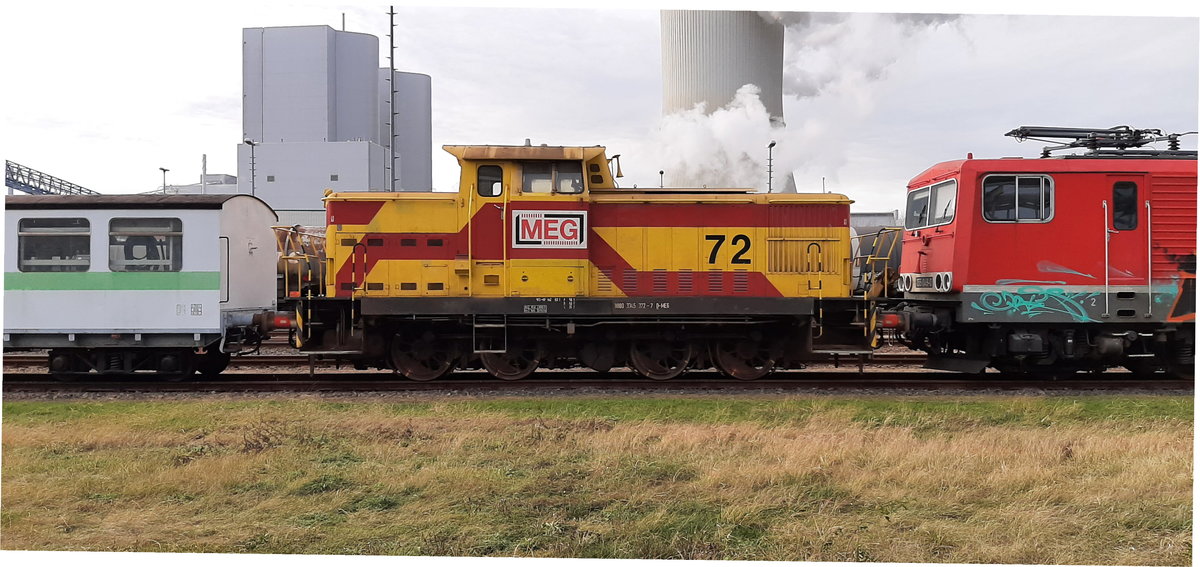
238, 25, 435, 225
380, 70, 433, 191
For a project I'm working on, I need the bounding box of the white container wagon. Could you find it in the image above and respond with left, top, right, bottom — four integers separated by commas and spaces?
3, 194, 281, 378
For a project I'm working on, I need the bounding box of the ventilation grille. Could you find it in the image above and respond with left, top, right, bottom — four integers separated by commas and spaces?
623, 268, 638, 293
652, 269, 668, 293
733, 270, 749, 293
598, 267, 614, 292
678, 269, 693, 294
708, 270, 723, 293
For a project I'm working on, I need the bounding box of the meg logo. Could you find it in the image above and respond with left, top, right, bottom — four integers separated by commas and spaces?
512, 210, 587, 249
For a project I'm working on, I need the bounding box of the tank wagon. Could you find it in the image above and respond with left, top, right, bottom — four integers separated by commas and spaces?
880, 126, 1196, 378
289, 144, 880, 380
3, 194, 281, 378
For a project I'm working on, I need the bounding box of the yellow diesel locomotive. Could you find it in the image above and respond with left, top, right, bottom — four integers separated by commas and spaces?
290, 144, 883, 380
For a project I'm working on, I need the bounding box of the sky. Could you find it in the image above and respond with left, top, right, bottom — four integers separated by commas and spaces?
1, 1, 1197, 216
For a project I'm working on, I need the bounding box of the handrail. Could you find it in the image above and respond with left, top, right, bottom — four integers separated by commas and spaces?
1102, 201, 1111, 318
1145, 200, 1153, 317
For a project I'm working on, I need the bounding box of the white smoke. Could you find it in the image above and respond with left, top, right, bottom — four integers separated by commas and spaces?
627, 84, 775, 189
771, 12, 960, 99
625, 11, 963, 193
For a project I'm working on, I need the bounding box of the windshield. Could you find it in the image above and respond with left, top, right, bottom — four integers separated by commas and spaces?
905, 180, 957, 230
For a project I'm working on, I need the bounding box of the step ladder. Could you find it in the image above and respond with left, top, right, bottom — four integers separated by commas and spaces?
472, 315, 508, 354
854, 227, 902, 299
812, 347, 874, 372
852, 227, 903, 349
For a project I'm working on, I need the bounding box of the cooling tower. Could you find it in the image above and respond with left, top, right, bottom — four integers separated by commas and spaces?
661, 10, 795, 192
661, 10, 785, 124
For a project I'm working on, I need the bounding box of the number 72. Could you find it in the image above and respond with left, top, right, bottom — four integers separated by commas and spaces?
705, 234, 752, 265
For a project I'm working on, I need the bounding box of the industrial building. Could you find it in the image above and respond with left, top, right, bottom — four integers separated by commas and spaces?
237, 25, 432, 226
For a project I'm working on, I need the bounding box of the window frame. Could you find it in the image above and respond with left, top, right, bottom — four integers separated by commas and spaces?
520, 161, 586, 195
16, 217, 92, 272
108, 217, 184, 272
1112, 181, 1138, 231
477, 164, 503, 197
903, 179, 957, 230
981, 173, 1055, 224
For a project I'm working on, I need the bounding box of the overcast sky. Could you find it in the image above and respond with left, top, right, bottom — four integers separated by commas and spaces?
2, 1, 1197, 215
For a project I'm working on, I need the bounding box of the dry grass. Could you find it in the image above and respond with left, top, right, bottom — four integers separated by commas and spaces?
0, 394, 1191, 564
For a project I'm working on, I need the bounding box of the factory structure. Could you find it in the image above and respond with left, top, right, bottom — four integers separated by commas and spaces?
145, 25, 433, 226
661, 11, 785, 125
660, 10, 797, 193
237, 25, 432, 225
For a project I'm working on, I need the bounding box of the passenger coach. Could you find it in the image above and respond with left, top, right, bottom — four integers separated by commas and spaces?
4, 194, 280, 378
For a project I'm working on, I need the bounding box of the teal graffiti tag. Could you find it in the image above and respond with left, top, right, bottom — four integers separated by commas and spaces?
970, 285, 1100, 322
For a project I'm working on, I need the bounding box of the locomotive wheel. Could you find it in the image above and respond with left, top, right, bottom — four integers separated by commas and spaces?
578, 342, 617, 373
480, 343, 543, 380
711, 339, 780, 381
390, 330, 455, 381
629, 340, 694, 380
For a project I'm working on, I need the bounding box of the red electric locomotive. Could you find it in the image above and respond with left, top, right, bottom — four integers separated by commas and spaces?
882, 126, 1196, 378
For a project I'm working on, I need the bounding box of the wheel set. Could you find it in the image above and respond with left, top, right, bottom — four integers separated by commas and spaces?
382, 328, 790, 381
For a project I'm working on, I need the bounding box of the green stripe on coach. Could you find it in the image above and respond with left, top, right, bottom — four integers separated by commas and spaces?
4, 271, 221, 291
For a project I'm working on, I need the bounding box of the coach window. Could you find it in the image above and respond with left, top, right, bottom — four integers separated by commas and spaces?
1112, 182, 1138, 230
521, 161, 585, 195
982, 174, 1053, 222
109, 218, 183, 272
17, 217, 90, 272
477, 165, 502, 197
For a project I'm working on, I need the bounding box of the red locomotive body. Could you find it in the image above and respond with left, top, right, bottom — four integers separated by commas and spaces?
886, 127, 1196, 377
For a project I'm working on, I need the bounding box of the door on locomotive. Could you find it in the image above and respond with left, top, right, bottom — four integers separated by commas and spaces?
506, 159, 589, 297
468, 159, 590, 298
469, 162, 507, 296
1104, 174, 1150, 294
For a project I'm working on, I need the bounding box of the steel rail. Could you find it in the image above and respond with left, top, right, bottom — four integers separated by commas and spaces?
2, 371, 1190, 394
2, 352, 930, 367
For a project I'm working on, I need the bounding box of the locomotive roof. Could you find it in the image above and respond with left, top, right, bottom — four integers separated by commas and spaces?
906, 155, 1198, 189
443, 145, 608, 161
4, 193, 272, 211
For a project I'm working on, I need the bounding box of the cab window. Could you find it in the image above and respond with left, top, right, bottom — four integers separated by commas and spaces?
904, 180, 956, 230
983, 174, 1053, 222
477, 165, 502, 197
521, 161, 584, 195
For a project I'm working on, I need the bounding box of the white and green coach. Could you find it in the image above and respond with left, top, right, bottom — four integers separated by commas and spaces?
4, 194, 279, 378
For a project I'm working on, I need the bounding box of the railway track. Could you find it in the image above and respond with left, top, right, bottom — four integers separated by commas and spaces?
1, 351, 929, 368
2, 369, 1189, 393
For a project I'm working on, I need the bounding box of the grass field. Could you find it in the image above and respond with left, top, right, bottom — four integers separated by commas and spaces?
1, 393, 1192, 564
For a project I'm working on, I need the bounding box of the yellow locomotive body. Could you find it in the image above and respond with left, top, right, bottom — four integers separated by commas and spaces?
300, 144, 870, 380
